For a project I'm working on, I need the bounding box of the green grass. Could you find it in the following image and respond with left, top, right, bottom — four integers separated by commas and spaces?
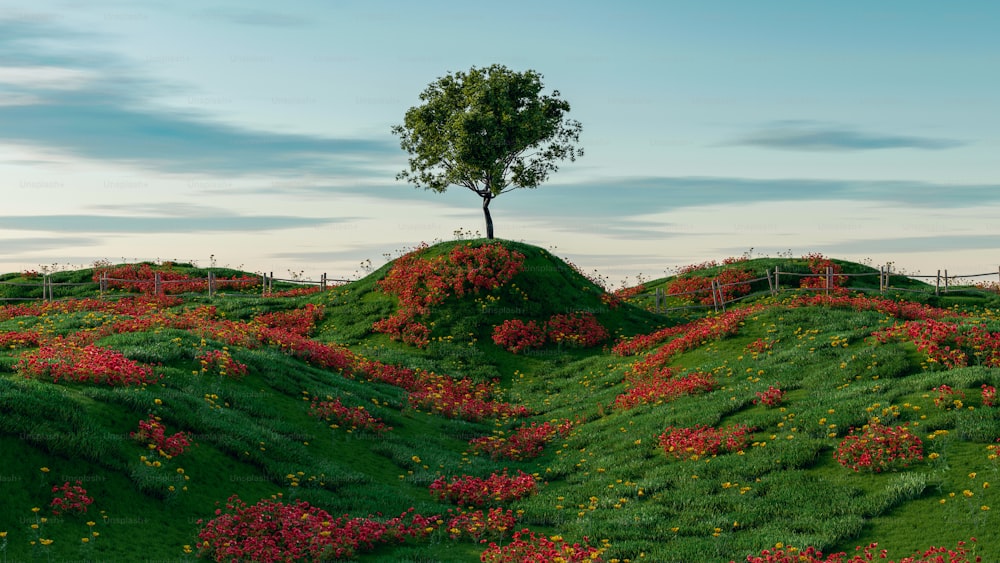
1, 239, 998, 561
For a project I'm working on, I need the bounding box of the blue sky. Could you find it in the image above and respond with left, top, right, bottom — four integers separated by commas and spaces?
1, 1, 998, 284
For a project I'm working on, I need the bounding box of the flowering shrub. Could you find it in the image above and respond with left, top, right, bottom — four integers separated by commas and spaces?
614, 305, 764, 360
658, 424, 751, 460
602, 283, 646, 309
93, 263, 257, 294
196, 348, 248, 378
545, 312, 608, 348
615, 370, 716, 410
131, 416, 192, 459
492, 319, 546, 353
480, 528, 605, 563
799, 252, 848, 289
445, 507, 517, 541
374, 243, 525, 347
255, 304, 324, 336
16, 339, 160, 386
196, 495, 437, 562
668, 268, 755, 305
983, 384, 997, 407
429, 470, 537, 507
873, 319, 969, 369
50, 481, 94, 516
734, 539, 980, 563
408, 372, 529, 422
834, 421, 923, 473
932, 384, 966, 410
0, 329, 40, 349
754, 385, 786, 408
746, 338, 774, 355
469, 420, 573, 460
309, 396, 391, 433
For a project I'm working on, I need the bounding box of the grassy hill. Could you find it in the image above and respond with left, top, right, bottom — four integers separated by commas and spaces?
1, 240, 998, 562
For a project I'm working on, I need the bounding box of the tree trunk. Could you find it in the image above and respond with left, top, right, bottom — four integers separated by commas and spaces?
482, 195, 494, 239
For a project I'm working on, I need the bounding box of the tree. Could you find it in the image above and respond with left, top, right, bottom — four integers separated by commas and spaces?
391, 64, 583, 239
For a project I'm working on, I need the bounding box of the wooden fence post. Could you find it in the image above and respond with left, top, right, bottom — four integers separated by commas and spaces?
208, 271, 215, 298
944, 269, 949, 294
774, 266, 780, 291
655, 287, 663, 313
154, 272, 162, 295
321, 273, 327, 290
936, 270, 941, 296
825, 266, 832, 294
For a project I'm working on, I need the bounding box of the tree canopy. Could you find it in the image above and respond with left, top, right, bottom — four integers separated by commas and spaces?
392, 64, 583, 239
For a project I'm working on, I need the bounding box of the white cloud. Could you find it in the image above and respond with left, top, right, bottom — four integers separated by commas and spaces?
0, 66, 96, 90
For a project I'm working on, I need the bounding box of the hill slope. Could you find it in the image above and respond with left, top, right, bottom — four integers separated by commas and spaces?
0, 240, 998, 562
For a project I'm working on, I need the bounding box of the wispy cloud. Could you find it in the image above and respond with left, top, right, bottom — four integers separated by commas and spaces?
732, 121, 963, 151
0, 18, 393, 176
0, 213, 348, 233
0, 236, 102, 256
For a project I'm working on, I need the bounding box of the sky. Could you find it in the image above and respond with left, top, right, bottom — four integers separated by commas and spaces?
1, 0, 999, 286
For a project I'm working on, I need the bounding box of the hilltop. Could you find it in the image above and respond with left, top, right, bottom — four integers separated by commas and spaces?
0, 240, 998, 562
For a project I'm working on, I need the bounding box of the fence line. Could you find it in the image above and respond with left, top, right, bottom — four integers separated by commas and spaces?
649, 265, 1000, 315
0, 271, 352, 303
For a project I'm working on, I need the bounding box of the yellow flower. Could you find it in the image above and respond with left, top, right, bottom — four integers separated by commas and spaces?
81, 537, 90, 543
0, 531, 7, 538
982, 505, 990, 511
40, 467, 50, 473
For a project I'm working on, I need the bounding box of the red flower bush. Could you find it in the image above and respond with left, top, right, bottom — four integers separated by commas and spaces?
734, 539, 980, 563
196, 348, 248, 378
614, 305, 764, 360
983, 384, 996, 407
468, 420, 573, 461
93, 263, 257, 294
492, 319, 546, 353
429, 470, 537, 507
309, 396, 391, 433
746, 338, 774, 355
374, 243, 525, 347
480, 528, 604, 563
658, 424, 751, 460
614, 369, 716, 410
408, 372, 529, 422
754, 385, 786, 408
834, 421, 923, 473
932, 384, 966, 410
545, 312, 608, 348
445, 507, 517, 541
16, 339, 160, 386
0, 329, 40, 349
668, 268, 754, 305
255, 304, 324, 336
50, 481, 94, 516
131, 415, 192, 459
799, 252, 848, 289
196, 495, 437, 562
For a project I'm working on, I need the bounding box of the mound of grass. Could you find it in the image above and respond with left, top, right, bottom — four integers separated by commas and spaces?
0, 240, 998, 561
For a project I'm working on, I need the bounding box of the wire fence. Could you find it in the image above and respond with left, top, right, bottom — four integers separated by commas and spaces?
648, 266, 1000, 315
0, 271, 352, 303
